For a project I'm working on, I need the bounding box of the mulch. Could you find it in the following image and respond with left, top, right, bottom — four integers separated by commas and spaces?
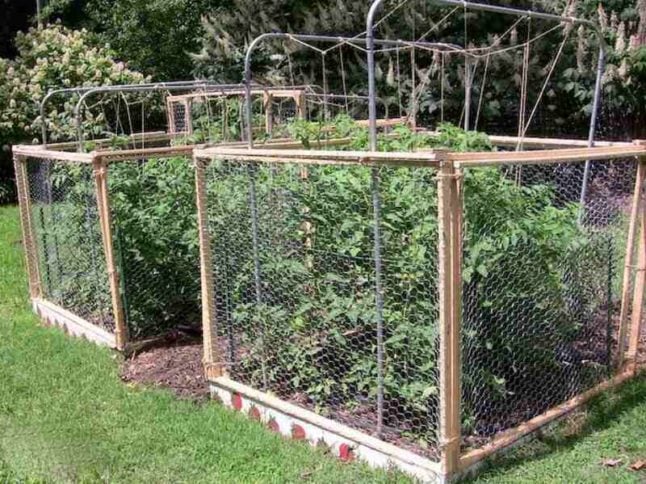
120, 339, 209, 401
118, 317, 646, 429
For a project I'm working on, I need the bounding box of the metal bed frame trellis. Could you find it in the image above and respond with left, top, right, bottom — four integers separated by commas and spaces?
184, 2, 646, 482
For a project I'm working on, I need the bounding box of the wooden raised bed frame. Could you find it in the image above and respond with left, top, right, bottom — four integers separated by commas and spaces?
194, 139, 646, 483
12, 132, 646, 482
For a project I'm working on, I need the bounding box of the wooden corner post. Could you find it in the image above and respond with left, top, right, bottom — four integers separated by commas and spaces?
618, 149, 646, 369
93, 157, 129, 350
13, 153, 42, 299
263, 92, 274, 135
194, 155, 222, 380
626, 153, 646, 373
295, 91, 306, 120
437, 156, 463, 480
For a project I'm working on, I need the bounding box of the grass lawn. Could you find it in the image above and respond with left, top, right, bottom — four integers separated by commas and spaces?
0, 204, 645, 483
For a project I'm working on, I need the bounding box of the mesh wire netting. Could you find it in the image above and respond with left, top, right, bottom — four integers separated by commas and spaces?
461, 158, 637, 449
169, 101, 189, 134
108, 156, 200, 340
168, 95, 270, 143
205, 158, 441, 457
26, 158, 113, 330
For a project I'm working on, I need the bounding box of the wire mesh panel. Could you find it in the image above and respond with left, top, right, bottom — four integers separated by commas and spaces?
204, 158, 441, 458
169, 100, 189, 135
107, 156, 200, 340
26, 158, 113, 330
460, 158, 637, 450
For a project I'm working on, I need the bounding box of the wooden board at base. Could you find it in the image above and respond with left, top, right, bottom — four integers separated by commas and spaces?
32, 298, 117, 348
209, 377, 444, 483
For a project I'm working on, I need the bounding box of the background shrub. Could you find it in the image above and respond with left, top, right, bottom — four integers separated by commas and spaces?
0, 24, 145, 203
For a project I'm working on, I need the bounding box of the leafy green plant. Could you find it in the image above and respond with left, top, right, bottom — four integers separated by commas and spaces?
206, 117, 618, 448
108, 156, 199, 339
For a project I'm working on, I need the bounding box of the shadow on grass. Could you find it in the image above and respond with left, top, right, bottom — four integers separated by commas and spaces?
466, 373, 646, 481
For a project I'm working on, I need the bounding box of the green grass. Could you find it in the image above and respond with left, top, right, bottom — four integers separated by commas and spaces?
0, 204, 645, 483
469, 378, 646, 483
0, 205, 407, 483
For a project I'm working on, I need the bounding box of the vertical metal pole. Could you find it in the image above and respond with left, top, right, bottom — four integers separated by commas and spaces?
93, 157, 129, 350
579, 46, 606, 211
195, 156, 222, 377
322, 53, 330, 122
114, 224, 131, 329
14, 154, 42, 299
44, 162, 62, 290
38, 202, 51, 295
438, 158, 462, 478
464, 58, 471, 132
248, 164, 267, 389
366, 1, 384, 152
606, 233, 614, 375
244, 41, 257, 147
371, 167, 385, 437
224, 264, 236, 366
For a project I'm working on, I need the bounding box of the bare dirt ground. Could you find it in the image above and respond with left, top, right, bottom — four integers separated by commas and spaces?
120, 340, 209, 401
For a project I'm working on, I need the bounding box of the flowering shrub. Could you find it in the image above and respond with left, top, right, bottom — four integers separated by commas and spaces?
0, 23, 147, 145
0, 24, 146, 202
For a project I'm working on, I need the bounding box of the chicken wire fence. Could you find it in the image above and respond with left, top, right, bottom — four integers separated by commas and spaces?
18, 151, 200, 347
201, 158, 442, 455
196, 150, 645, 467
460, 158, 637, 450
25, 158, 113, 330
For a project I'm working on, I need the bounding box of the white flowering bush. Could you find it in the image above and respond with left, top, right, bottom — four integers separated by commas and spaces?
0, 23, 146, 202
0, 23, 147, 145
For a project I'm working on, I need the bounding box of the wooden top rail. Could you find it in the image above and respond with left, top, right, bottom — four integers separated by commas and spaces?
196, 142, 646, 168
485, 134, 632, 149
195, 147, 442, 168
167, 88, 306, 101
451, 144, 646, 166
12, 144, 95, 163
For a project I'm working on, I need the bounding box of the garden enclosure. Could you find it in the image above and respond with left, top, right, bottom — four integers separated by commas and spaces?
11, 0, 646, 480
14, 82, 402, 351
195, 140, 646, 482
13, 140, 198, 350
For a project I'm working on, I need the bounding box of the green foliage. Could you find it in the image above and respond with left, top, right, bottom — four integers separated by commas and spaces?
0, 23, 147, 145
108, 157, 200, 338
43, 0, 220, 80
205, 119, 615, 445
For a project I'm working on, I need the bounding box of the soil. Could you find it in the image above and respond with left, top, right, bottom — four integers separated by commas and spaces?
120, 339, 209, 401
116, 312, 646, 456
